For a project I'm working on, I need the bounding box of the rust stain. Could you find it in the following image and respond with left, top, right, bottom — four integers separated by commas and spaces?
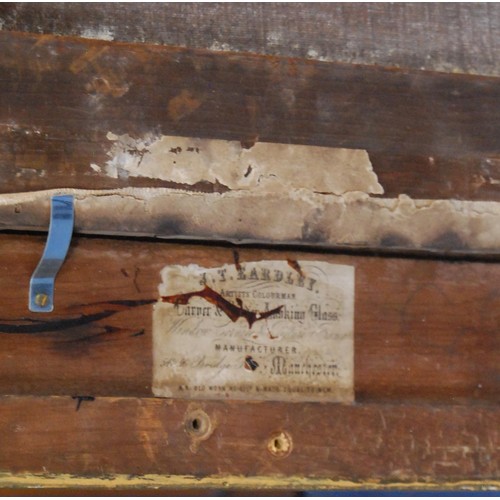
167, 90, 203, 121
161, 286, 283, 328
287, 258, 304, 278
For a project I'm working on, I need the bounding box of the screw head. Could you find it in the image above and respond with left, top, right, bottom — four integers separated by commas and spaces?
35, 293, 49, 307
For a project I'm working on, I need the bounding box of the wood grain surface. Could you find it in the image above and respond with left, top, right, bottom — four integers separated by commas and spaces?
0, 396, 498, 483
1, 3, 499, 76
0, 7, 499, 491
0, 31, 498, 203
0, 234, 497, 403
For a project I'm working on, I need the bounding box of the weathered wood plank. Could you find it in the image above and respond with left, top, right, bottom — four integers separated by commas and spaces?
0, 31, 498, 203
0, 234, 497, 403
1, 31, 499, 254
0, 396, 498, 484
1, 3, 499, 77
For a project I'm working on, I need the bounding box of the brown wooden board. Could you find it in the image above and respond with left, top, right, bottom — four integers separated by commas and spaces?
1, 3, 499, 77
0, 234, 497, 404
0, 396, 498, 486
0, 31, 498, 203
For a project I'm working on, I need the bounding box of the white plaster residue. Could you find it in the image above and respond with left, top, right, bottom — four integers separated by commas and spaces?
1, 188, 499, 252
208, 41, 234, 52
307, 48, 320, 59
80, 27, 115, 41
98, 133, 384, 196
267, 31, 284, 47
90, 163, 102, 173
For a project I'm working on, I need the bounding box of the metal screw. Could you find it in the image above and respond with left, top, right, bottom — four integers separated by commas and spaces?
34, 293, 49, 307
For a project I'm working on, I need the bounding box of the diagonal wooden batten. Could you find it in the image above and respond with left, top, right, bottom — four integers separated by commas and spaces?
0, 187, 499, 255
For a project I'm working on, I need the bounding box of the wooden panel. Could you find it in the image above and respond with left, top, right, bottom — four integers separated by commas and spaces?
0, 234, 497, 403
1, 3, 499, 76
0, 32, 498, 203
0, 396, 498, 484
0, 8, 498, 492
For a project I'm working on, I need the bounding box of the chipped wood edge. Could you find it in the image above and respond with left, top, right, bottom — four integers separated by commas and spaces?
0, 472, 498, 492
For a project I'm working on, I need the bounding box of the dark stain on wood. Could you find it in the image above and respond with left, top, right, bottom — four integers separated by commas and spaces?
0, 311, 119, 335
232, 249, 241, 271
133, 267, 141, 294
427, 231, 469, 252
379, 233, 414, 249
154, 216, 191, 239
301, 221, 329, 245
56, 325, 124, 345
0, 299, 154, 334
72, 395, 95, 411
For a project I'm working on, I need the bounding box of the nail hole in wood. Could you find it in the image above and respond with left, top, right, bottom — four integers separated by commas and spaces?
191, 418, 200, 431
267, 431, 292, 458
185, 409, 211, 439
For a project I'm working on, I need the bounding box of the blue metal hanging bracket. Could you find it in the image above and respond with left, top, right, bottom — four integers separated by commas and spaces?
29, 195, 74, 313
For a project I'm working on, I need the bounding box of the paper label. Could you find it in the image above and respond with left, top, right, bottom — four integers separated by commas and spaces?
153, 260, 354, 402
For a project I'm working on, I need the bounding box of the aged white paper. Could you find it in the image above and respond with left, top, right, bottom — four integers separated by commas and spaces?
153, 260, 354, 402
